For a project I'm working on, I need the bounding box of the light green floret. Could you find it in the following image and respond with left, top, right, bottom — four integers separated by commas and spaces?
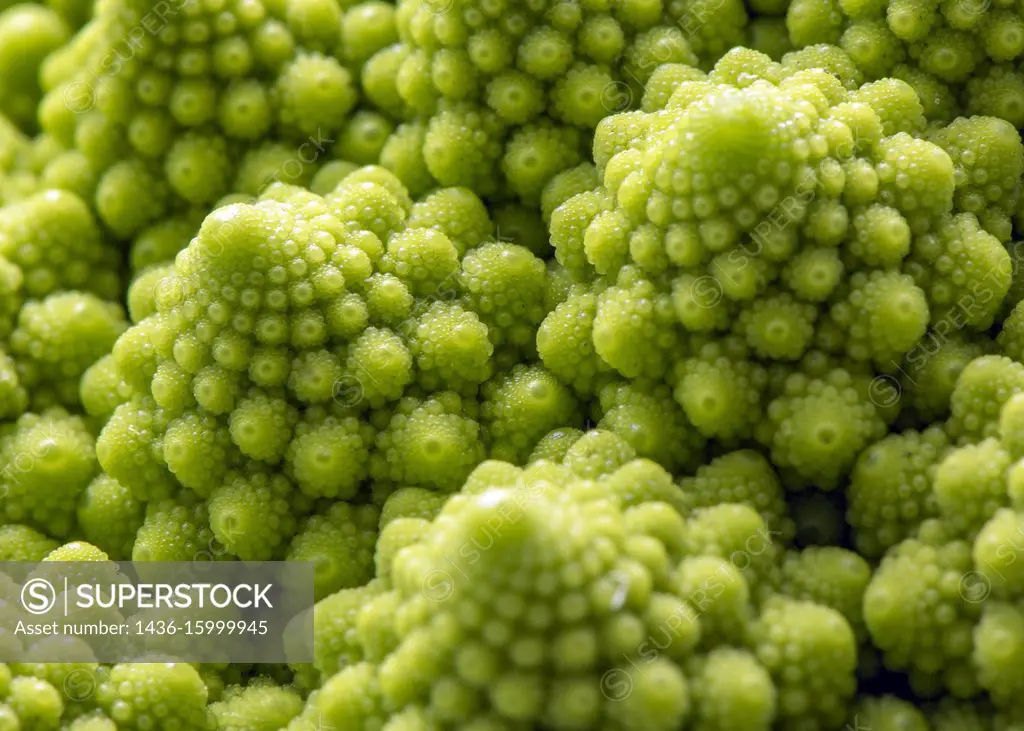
903, 333, 988, 422
847, 205, 911, 268
371, 393, 485, 492
95, 159, 171, 239
598, 462, 686, 520
947, 355, 1024, 445
736, 291, 817, 361
972, 601, 1024, 709
233, 143, 315, 196
341, 329, 414, 407
5, 676, 63, 730
10, 292, 128, 410
407, 302, 493, 393
129, 214, 202, 274
44, 540, 107, 561
76, 473, 143, 560
161, 412, 239, 498
164, 134, 232, 205
781, 44, 864, 88
361, 274, 410, 328
67, 712, 118, 731
379, 487, 449, 528
210, 683, 304, 731
864, 531, 982, 697
491, 203, 548, 257
422, 103, 504, 197
308, 584, 381, 680
757, 368, 886, 488
549, 187, 612, 276
965, 65, 1024, 128
217, 81, 274, 142
999, 392, 1024, 462
380, 227, 459, 298
486, 71, 546, 125
9, 656, 102, 720
850, 78, 923, 134
527, 427, 584, 465
642, 65, 708, 112
674, 341, 768, 442
318, 460, 705, 731
373, 517, 431, 585
286, 408, 374, 499
594, 270, 684, 381
847, 426, 950, 558
850, 696, 929, 731
676, 554, 752, 646
779, 547, 871, 639
786, 0, 845, 48
749, 597, 857, 731
126, 264, 176, 324
286, 501, 378, 601
501, 123, 583, 204
378, 122, 435, 199
340, 1, 396, 66
0, 5, 69, 131
930, 116, 1024, 242
481, 364, 581, 464
132, 492, 225, 562
597, 380, 705, 473
0, 351, 26, 422
683, 502, 781, 596
0, 255, 22, 341
227, 391, 298, 464
325, 182, 404, 244
96, 664, 212, 730
38, 149, 97, 201
840, 20, 906, 79
276, 53, 357, 139
782, 248, 844, 303
561, 428, 636, 479
461, 242, 547, 356
0, 189, 119, 300
916, 30, 984, 84
828, 270, 929, 365
679, 450, 794, 543
541, 163, 601, 223
536, 283, 611, 395
686, 648, 776, 731
405, 187, 492, 255
0, 409, 96, 538
871, 133, 956, 232
0, 525, 58, 561
102, 177, 509, 503
332, 111, 391, 168
209, 468, 298, 560
709, 47, 783, 87
933, 437, 1011, 538
96, 395, 178, 501
749, 17, 793, 60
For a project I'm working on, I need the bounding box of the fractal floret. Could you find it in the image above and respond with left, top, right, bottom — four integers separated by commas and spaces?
303, 457, 857, 731
538, 47, 1020, 488
0, 0, 1023, 723
95, 167, 561, 562
360, 0, 750, 203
